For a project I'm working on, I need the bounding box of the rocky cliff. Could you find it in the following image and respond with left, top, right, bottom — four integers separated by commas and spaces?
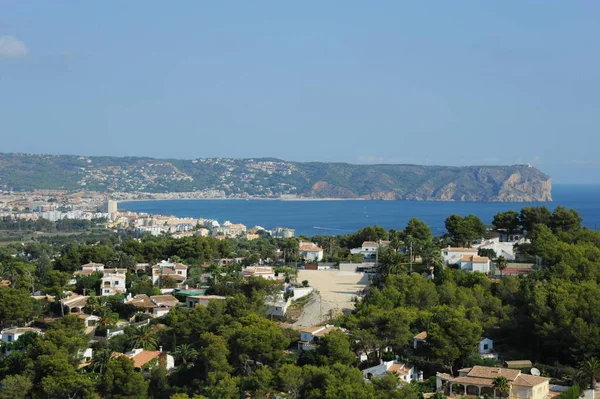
0, 153, 552, 202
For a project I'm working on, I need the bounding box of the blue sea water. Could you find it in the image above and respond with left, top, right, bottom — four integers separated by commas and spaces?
119, 184, 600, 237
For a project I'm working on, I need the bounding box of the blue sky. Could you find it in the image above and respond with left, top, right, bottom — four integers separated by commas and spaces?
0, 1, 599, 183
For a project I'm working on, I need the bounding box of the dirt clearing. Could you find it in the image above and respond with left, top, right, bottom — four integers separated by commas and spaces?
293, 270, 370, 327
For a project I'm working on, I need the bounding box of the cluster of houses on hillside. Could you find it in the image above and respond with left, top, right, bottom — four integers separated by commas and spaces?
104, 210, 297, 240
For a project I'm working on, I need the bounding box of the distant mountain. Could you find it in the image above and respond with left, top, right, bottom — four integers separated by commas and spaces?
0, 153, 552, 202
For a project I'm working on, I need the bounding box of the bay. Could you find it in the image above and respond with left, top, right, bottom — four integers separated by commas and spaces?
119, 184, 600, 236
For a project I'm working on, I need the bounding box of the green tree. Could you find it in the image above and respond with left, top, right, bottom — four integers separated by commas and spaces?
317, 329, 356, 366
551, 206, 583, 233
0, 287, 37, 325
173, 343, 199, 368
90, 349, 113, 374
203, 372, 240, 399
277, 364, 304, 399
0, 374, 33, 399
100, 356, 149, 399
445, 215, 486, 247
198, 332, 233, 379
492, 210, 520, 235
127, 325, 158, 351
519, 206, 552, 234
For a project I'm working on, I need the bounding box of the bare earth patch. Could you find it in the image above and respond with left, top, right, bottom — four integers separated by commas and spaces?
293, 270, 370, 327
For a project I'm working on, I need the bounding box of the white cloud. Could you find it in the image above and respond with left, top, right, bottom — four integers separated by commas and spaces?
0, 35, 29, 59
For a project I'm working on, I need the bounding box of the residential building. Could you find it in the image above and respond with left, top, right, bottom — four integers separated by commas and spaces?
151, 260, 188, 286
299, 242, 324, 262
104, 200, 118, 215
213, 222, 246, 237
412, 331, 427, 349
196, 228, 210, 237
472, 238, 516, 261
187, 295, 227, 308
362, 361, 421, 383
241, 266, 277, 280
265, 286, 314, 317
271, 227, 295, 238
74, 262, 105, 276
60, 293, 89, 313
442, 247, 479, 266
298, 325, 341, 350
114, 348, 175, 371
78, 314, 101, 328
459, 255, 491, 274
436, 365, 550, 399
478, 337, 494, 354
101, 271, 126, 296
1, 327, 42, 344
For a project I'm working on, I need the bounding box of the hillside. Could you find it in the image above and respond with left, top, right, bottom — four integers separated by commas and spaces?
0, 153, 552, 202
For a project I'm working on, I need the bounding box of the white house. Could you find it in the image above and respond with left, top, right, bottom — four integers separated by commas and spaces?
265, 286, 314, 317
478, 337, 494, 354
241, 266, 277, 280
298, 325, 340, 350
74, 262, 105, 276
459, 255, 491, 274
1, 327, 42, 344
213, 222, 246, 237
472, 239, 516, 261
271, 227, 295, 238
151, 260, 188, 285
362, 361, 421, 383
442, 247, 479, 266
187, 295, 227, 308
77, 314, 101, 328
101, 272, 127, 296
299, 242, 324, 262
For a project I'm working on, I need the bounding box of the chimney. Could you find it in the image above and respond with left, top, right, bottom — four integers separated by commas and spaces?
159, 346, 163, 353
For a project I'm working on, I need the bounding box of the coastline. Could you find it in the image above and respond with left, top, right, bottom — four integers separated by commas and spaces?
117, 197, 367, 204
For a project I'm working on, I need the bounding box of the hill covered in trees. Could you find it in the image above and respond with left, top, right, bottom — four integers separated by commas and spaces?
0, 153, 551, 202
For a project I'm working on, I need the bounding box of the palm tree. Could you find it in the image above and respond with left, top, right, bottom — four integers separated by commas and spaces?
579, 356, 600, 390
173, 343, 198, 368
90, 349, 113, 374
496, 256, 508, 277
127, 324, 158, 351
96, 307, 118, 327
493, 376, 510, 398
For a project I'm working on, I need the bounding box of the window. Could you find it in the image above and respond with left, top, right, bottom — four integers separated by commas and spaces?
7, 335, 12, 342
483, 344, 489, 350
177, 271, 182, 275
114, 281, 119, 285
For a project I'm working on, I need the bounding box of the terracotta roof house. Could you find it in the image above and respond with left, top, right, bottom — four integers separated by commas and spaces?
113, 348, 174, 371
436, 365, 550, 399
412, 331, 427, 349
60, 294, 89, 313
151, 260, 188, 286
299, 242, 324, 262
150, 295, 179, 308
459, 255, 491, 274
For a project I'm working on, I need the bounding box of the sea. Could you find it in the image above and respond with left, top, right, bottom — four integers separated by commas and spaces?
119, 184, 600, 237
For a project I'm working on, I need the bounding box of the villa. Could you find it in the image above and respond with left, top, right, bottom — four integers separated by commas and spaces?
436, 365, 550, 399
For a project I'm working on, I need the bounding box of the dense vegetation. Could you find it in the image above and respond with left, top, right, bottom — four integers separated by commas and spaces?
0, 153, 551, 201
0, 205, 599, 398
